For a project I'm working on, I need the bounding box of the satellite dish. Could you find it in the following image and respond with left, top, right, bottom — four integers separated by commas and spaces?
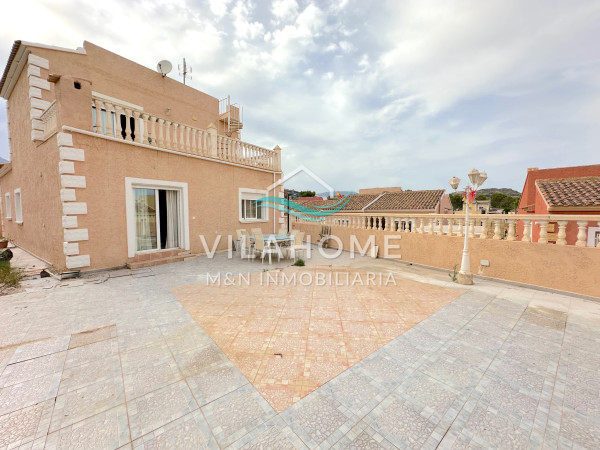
156, 60, 172, 77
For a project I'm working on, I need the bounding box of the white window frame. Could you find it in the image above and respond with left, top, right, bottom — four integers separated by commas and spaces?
239, 188, 269, 223
4, 192, 11, 220
13, 188, 22, 224
125, 178, 190, 258
587, 226, 600, 248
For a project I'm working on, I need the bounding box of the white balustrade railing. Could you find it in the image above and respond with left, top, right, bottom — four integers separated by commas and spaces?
295, 213, 600, 248
91, 94, 280, 171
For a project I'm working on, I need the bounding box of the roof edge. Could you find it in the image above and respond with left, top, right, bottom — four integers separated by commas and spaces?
0, 40, 23, 98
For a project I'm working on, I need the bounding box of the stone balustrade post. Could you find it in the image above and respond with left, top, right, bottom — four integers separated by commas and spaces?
437, 218, 444, 236
273, 145, 282, 172
104, 103, 114, 136
557, 221, 568, 245
428, 218, 434, 235
93, 100, 103, 133
181, 125, 187, 152
522, 219, 531, 242
479, 219, 489, 239
141, 113, 149, 144
447, 218, 454, 236
165, 121, 172, 149
493, 219, 502, 240
576, 221, 588, 247
114, 106, 123, 138
132, 111, 141, 142
206, 123, 218, 157
157, 119, 164, 147
172, 123, 179, 150
124, 108, 132, 141
538, 220, 549, 244
597, 221, 600, 248
507, 219, 517, 241
456, 218, 464, 237
190, 128, 197, 153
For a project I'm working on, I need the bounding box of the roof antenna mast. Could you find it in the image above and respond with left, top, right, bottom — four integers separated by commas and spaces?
178, 58, 192, 85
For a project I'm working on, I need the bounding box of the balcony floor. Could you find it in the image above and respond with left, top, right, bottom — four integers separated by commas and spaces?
0, 249, 598, 448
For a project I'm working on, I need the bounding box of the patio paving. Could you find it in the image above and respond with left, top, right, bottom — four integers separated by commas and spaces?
0, 249, 599, 448
173, 266, 462, 412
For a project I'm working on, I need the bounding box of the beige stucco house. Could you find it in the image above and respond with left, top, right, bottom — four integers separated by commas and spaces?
0, 40, 283, 272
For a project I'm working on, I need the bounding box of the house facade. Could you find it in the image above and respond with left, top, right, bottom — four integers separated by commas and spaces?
0, 40, 283, 272
517, 165, 600, 246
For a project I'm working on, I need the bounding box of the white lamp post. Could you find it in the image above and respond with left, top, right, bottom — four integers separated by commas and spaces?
449, 169, 487, 285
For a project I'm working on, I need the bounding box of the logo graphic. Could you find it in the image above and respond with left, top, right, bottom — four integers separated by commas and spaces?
257, 165, 350, 221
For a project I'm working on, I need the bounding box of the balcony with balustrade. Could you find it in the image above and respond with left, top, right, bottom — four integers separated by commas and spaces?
85, 93, 280, 172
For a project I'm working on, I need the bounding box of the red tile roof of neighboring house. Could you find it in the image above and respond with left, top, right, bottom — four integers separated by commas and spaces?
294, 196, 324, 204
310, 194, 379, 211
365, 190, 445, 211
536, 176, 600, 208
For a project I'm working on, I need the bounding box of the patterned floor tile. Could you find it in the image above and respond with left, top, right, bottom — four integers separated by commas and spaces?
445, 402, 531, 448
331, 420, 396, 449
45, 405, 129, 449
132, 409, 217, 449
282, 392, 358, 448
58, 354, 122, 395
49, 376, 125, 432
173, 343, 229, 378
364, 394, 438, 449
9, 337, 70, 364
0, 399, 54, 449
325, 371, 387, 418
69, 324, 117, 349
0, 351, 66, 388
117, 327, 166, 353
230, 415, 307, 449
63, 338, 119, 369
421, 354, 483, 394
187, 361, 249, 406
127, 381, 198, 440
201, 384, 276, 447
174, 267, 460, 411
0, 373, 61, 416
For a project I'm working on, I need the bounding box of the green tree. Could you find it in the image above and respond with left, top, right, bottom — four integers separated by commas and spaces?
490, 193, 506, 209
298, 190, 316, 197
449, 193, 463, 211
476, 194, 488, 200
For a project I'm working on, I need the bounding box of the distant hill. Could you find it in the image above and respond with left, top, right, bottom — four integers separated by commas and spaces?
317, 190, 357, 198
476, 188, 521, 197
451, 187, 520, 197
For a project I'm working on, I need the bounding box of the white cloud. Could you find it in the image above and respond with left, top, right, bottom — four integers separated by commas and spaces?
272, 0, 299, 22
232, 1, 265, 40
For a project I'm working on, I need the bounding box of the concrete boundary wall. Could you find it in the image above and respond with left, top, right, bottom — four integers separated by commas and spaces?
295, 222, 600, 298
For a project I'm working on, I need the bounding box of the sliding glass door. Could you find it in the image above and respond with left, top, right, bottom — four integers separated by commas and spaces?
134, 188, 180, 252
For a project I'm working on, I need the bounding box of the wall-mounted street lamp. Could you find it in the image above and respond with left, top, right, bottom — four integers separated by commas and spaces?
449, 168, 487, 285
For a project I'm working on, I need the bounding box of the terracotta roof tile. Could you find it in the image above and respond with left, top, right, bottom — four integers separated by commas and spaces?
365, 190, 445, 211
309, 194, 379, 211
536, 177, 600, 208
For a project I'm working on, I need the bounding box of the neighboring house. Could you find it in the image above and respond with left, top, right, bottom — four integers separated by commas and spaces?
0, 40, 283, 272
310, 190, 449, 217
295, 196, 326, 204
517, 165, 600, 246
358, 186, 403, 195
455, 199, 491, 215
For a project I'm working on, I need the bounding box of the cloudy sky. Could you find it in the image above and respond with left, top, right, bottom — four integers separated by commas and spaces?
1, 0, 599, 193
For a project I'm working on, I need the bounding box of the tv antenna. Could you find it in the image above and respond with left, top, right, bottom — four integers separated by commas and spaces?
156, 60, 172, 78
178, 58, 192, 85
